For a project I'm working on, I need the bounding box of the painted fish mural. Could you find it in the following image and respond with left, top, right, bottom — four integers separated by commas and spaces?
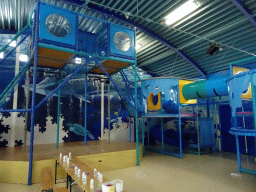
66, 123, 95, 139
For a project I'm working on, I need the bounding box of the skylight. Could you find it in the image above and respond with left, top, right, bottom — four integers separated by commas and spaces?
165, 0, 199, 25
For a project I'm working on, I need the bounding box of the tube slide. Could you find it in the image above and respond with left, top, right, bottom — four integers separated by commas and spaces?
182, 70, 231, 100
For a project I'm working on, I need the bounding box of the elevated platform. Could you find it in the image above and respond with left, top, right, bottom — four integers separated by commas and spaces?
36, 47, 74, 69
0, 141, 143, 184
35, 46, 132, 75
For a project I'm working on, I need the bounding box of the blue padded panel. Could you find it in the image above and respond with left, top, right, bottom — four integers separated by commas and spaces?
227, 74, 250, 117
199, 118, 215, 148
78, 30, 96, 54
109, 24, 135, 60
39, 3, 77, 46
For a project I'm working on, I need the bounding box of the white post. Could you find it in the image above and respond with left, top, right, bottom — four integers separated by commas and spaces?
24, 71, 31, 149
10, 36, 21, 147
108, 80, 111, 142
101, 79, 105, 140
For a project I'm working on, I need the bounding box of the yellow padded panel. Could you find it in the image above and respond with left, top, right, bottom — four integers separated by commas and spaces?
0, 161, 28, 184
147, 92, 162, 111
0, 159, 66, 184
179, 80, 197, 104
76, 145, 143, 172
232, 66, 252, 99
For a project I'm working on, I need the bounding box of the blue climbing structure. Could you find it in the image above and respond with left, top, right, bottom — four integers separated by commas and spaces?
140, 78, 183, 158
227, 58, 256, 175
0, 0, 139, 185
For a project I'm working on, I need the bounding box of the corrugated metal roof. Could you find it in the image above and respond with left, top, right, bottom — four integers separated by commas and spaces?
1, 0, 256, 79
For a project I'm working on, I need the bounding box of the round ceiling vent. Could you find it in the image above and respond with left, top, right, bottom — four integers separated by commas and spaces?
45, 14, 71, 38
114, 31, 131, 52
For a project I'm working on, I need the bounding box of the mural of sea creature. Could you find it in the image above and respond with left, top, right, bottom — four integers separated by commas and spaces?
67, 123, 95, 139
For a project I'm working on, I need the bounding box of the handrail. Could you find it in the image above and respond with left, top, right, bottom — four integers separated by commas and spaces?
0, 59, 31, 107
0, 24, 31, 53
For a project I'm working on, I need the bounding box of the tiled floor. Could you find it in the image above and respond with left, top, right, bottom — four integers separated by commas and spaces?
0, 152, 255, 192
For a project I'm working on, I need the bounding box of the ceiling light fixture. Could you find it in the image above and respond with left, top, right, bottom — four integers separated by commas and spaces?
165, 0, 199, 25
75, 57, 82, 64
7, 39, 17, 47
20, 54, 28, 62
0, 52, 3, 59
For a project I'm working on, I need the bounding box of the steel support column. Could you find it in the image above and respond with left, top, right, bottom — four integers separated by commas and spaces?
27, 0, 40, 185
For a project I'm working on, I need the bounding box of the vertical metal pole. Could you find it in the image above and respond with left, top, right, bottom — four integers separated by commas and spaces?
178, 83, 182, 158
179, 115, 182, 157
236, 135, 241, 172
66, 173, 69, 189
197, 105, 200, 155
206, 100, 210, 118
142, 117, 145, 156
250, 74, 256, 155
84, 70, 87, 145
24, 71, 31, 150
56, 79, 61, 148
10, 36, 21, 147
101, 80, 104, 140
147, 118, 149, 147
135, 62, 139, 165
142, 118, 144, 145
241, 106, 248, 154
129, 117, 131, 142
28, 0, 40, 185
11, 0, 21, 147
161, 118, 164, 151
250, 74, 256, 130
134, 28, 139, 165
55, 160, 57, 184
107, 80, 111, 142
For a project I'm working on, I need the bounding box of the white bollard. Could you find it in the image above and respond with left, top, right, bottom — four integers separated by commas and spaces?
77, 168, 81, 177
74, 166, 78, 175
99, 173, 103, 183
90, 179, 94, 189
94, 168, 97, 177
59, 153, 62, 161
82, 172, 87, 184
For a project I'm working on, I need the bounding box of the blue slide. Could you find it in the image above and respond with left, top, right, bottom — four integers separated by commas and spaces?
150, 125, 188, 148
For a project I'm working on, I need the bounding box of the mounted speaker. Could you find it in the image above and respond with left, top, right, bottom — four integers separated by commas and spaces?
39, 3, 77, 47
207, 42, 219, 55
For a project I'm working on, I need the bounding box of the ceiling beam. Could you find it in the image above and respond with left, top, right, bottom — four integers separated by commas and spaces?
87, 4, 207, 77
231, 0, 256, 27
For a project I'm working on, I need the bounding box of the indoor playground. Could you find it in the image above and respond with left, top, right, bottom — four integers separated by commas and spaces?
0, 0, 256, 191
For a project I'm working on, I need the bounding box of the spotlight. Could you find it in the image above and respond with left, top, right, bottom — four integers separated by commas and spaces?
207, 42, 219, 55
75, 57, 82, 64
